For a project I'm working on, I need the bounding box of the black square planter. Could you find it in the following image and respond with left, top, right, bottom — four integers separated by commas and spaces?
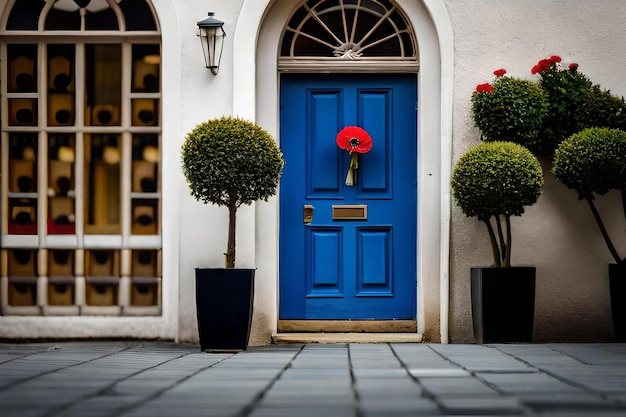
471, 267, 536, 343
195, 268, 255, 352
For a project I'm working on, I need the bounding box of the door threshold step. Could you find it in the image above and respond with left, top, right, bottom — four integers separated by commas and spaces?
278, 320, 417, 333
272, 332, 423, 344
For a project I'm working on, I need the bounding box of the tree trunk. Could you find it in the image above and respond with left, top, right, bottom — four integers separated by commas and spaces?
586, 197, 621, 264
503, 214, 512, 268
225, 197, 237, 268
621, 188, 626, 231
483, 218, 501, 268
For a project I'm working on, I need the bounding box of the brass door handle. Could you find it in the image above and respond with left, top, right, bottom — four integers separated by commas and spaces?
304, 205, 314, 224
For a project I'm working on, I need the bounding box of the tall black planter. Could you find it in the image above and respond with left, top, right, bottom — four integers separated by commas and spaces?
471, 267, 536, 343
195, 268, 255, 352
609, 263, 626, 342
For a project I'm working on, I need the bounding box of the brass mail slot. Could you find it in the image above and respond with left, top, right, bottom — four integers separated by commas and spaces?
332, 205, 367, 220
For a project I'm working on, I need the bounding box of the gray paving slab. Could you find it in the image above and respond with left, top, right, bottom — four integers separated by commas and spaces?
420, 375, 499, 397
355, 378, 424, 397
518, 392, 623, 410
1, 341, 626, 416
249, 403, 357, 417
437, 395, 526, 415
551, 344, 626, 365
478, 371, 585, 394
430, 344, 538, 373
359, 397, 443, 416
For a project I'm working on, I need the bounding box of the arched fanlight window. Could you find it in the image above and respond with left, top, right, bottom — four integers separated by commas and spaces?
279, 0, 418, 72
0, 0, 163, 317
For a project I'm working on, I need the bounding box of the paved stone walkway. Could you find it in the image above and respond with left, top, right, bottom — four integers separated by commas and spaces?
1, 341, 626, 416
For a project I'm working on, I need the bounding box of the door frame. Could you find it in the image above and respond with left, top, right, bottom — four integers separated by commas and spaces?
238, 0, 454, 343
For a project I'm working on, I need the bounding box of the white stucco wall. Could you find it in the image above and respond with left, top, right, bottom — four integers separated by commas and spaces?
445, 0, 626, 342
177, 0, 626, 345
178, 0, 452, 345
1, 0, 625, 345
175, 0, 246, 343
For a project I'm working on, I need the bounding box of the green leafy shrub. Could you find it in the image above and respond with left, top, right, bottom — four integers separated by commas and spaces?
575, 86, 626, 134
533, 56, 626, 158
181, 116, 284, 268
533, 57, 592, 157
552, 127, 626, 264
451, 141, 544, 267
472, 73, 548, 153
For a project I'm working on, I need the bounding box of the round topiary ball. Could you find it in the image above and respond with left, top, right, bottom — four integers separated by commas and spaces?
472, 77, 548, 153
552, 127, 626, 200
451, 141, 544, 221
181, 116, 284, 207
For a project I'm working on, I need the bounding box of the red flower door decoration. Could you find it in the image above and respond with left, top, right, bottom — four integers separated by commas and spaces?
336, 126, 373, 186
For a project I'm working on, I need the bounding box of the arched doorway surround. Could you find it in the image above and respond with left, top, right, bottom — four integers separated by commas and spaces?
236, 0, 453, 343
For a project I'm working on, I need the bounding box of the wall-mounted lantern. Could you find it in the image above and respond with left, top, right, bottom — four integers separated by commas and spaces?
197, 12, 226, 75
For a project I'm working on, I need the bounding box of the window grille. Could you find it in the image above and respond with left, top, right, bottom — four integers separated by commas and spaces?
0, 0, 162, 317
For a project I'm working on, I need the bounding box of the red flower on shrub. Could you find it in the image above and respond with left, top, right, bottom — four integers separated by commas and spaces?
532, 55, 563, 74
493, 68, 507, 78
569, 62, 579, 71
476, 83, 494, 93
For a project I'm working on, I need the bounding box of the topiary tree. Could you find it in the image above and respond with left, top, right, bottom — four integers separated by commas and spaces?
181, 116, 284, 268
472, 73, 548, 153
451, 141, 544, 267
552, 127, 626, 265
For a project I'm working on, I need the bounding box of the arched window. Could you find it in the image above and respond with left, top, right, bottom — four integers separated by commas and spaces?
0, 0, 162, 317
279, 0, 418, 72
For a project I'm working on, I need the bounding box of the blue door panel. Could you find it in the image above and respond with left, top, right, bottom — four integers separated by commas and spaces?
359, 90, 391, 195
308, 91, 343, 197
357, 227, 392, 291
307, 227, 343, 295
280, 73, 417, 320
305, 296, 416, 320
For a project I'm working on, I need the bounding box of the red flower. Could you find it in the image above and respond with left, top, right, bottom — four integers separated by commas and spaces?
531, 58, 552, 74
569, 62, 579, 71
476, 83, 494, 93
493, 68, 507, 78
532, 56, 563, 74
336, 126, 373, 154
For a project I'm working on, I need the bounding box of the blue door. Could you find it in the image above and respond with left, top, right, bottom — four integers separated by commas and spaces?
279, 74, 417, 320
